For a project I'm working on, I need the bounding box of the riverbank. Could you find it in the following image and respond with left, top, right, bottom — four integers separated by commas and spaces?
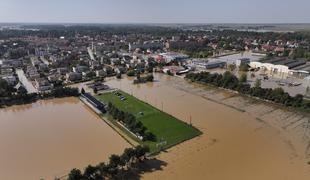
104, 73, 310, 180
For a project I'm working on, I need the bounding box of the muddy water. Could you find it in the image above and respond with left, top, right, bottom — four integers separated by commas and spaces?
106, 73, 310, 180
0, 98, 130, 180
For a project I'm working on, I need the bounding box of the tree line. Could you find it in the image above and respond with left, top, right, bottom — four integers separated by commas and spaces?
41, 87, 80, 98
107, 102, 156, 141
133, 74, 154, 84
186, 71, 310, 109
0, 79, 79, 108
67, 145, 150, 180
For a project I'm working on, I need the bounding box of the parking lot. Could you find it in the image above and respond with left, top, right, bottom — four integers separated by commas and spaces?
192, 66, 310, 97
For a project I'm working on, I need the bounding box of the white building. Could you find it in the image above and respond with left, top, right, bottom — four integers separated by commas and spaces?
159, 52, 189, 63
249, 58, 307, 74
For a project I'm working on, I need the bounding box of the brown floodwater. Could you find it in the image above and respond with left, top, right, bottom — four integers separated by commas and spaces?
105, 73, 310, 180
0, 98, 130, 180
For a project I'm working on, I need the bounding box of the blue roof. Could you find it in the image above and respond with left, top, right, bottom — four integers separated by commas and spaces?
81, 93, 106, 109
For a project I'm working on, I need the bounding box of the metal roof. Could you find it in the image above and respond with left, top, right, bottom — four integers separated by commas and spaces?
260, 58, 306, 69
299, 65, 310, 72
285, 61, 306, 69
260, 58, 286, 64
273, 59, 295, 65
292, 64, 310, 70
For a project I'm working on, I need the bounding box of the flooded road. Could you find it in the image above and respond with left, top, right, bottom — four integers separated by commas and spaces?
0, 98, 130, 180
105, 73, 310, 180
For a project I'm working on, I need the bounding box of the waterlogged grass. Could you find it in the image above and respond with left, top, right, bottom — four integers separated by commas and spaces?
96, 90, 202, 153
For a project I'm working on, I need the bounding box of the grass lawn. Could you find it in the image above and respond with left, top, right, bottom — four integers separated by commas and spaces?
96, 90, 202, 153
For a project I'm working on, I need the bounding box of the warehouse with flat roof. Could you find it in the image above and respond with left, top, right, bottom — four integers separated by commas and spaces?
250, 58, 308, 74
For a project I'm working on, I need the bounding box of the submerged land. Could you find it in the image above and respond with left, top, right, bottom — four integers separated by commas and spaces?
1, 73, 310, 179
1, 24, 310, 179
106, 74, 310, 180
0, 98, 130, 180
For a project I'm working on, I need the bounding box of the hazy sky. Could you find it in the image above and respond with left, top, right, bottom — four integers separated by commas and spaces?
0, 0, 310, 23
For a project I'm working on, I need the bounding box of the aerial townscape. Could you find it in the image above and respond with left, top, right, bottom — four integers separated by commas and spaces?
1, 1, 310, 180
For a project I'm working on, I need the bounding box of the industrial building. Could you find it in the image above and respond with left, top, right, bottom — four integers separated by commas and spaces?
157, 52, 189, 63
291, 64, 310, 74
249, 58, 309, 75
236, 58, 250, 67
192, 60, 226, 69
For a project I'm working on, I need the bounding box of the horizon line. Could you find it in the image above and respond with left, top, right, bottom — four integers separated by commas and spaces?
1, 22, 310, 25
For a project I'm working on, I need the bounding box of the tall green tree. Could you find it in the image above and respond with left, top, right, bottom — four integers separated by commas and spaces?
239, 73, 247, 83
254, 79, 262, 88
68, 168, 83, 180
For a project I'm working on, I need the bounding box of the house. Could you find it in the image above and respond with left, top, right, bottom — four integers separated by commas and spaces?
66, 72, 82, 82
115, 66, 126, 74
35, 78, 53, 92
47, 74, 61, 82
87, 82, 110, 91
96, 70, 107, 77
1, 75, 17, 86
38, 63, 48, 71
1, 59, 23, 68
26, 66, 40, 80
261, 44, 276, 52
30, 56, 41, 66
274, 47, 285, 53
0, 66, 14, 75
57, 67, 69, 75
73, 66, 89, 73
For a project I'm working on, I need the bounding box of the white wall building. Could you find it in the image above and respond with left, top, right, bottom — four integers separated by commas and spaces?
249, 58, 307, 74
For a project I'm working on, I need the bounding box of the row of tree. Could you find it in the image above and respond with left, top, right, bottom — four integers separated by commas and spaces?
290, 47, 310, 61
67, 145, 150, 180
133, 74, 154, 84
0, 79, 80, 108
0, 79, 37, 107
107, 102, 156, 141
186, 71, 310, 109
41, 87, 80, 98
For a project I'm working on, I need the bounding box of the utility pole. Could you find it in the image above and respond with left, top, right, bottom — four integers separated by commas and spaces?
161, 101, 164, 111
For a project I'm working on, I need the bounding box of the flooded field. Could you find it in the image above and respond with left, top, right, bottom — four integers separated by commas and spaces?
0, 98, 130, 180
105, 73, 310, 180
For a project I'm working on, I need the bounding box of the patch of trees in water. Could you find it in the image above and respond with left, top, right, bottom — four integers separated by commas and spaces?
66, 145, 153, 180
133, 74, 154, 84
186, 71, 310, 110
